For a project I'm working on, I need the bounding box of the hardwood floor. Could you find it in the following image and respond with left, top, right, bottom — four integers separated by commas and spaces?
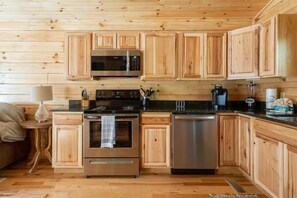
0, 160, 267, 198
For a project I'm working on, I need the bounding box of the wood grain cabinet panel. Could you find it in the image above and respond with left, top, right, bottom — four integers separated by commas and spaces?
238, 116, 251, 175
259, 17, 276, 77
228, 25, 259, 79
253, 133, 283, 198
141, 125, 170, 168
260, 14, 297, 77
93, 32, 140, 49
179, 33, 204, 80
52, 112, 83, 168
141, 112, 171, 169
92, 32, 116, 49
284, 145, 297, 198
204, 33, 226, 78
219, 115, 238, 166
66, 32, 91, 80
142, 33, 177, 80
117, 33, 139, 49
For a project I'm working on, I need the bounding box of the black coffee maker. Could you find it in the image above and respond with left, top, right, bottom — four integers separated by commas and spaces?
211, 84, 228, 110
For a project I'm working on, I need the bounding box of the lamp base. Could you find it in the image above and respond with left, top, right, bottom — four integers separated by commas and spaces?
35, 101, 49, 123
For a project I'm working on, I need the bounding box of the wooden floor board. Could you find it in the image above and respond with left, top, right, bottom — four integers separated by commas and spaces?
0, 160, 268, 198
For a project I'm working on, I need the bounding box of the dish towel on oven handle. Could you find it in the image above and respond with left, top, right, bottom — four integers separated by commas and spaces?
100, 115, 116, 148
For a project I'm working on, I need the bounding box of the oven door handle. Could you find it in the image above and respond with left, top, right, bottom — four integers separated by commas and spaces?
84, 115, 139, 119
89, 159, 134, 165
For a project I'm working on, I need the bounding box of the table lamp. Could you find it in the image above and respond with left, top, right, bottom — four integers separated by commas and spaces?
30, 86, 53, 122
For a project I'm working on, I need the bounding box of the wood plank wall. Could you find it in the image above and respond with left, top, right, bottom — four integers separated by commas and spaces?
1, 0, 296, 115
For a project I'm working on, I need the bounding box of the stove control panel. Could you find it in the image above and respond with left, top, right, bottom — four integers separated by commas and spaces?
96, 90, 140, 100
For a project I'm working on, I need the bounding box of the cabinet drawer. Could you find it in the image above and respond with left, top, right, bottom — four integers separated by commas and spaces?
141, 113, 171, 124
54, 113, 83, 125
254, 119, 297, 147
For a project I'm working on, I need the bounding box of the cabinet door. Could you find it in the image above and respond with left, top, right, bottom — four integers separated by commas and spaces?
277, 14, 297, 77
284, 144, 297, 198
143, 33, 177, 80
228, 25, 259, 79
204, 33, 226, 78
117, 33, 139, 49
179, 33, 204, 79
52, 124, 82, 167
238, 116, 251, 175
254, 134, 283, 198
92, 32, 116, 49
259, 17, 276, 77
141, 125, 170, 168
219, 115, 237, 166
66, 32, 91, 80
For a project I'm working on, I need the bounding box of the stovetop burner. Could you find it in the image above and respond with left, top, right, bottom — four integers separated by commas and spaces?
84, 90, 141, 114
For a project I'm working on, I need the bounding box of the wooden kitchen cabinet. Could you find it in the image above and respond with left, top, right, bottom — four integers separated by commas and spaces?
284, 144, 297, 198
142, 32, 177, 80
253, 133, 284, 198
204, 33, 227, 78
259, 14, 297, 77
228, 25, 259, 79
141, 112, 171, 169
92, 32, 140, 49
65, 32, 91, 80
178, 33, 204, 80
52, 112, 83, 170
219, 115, 238, 166
253, 118, 297, 198
238, 115, 251, 176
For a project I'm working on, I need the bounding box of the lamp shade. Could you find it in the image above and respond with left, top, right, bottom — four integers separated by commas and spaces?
30, 86, 53, 102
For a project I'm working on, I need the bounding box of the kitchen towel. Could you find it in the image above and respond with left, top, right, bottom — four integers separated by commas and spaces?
100, 115, 116, 148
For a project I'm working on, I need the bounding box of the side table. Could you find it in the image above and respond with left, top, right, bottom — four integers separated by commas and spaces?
20, 120, 52, 173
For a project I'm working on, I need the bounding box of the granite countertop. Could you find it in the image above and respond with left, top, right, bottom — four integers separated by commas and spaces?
52, 100, 297, 128
141, 101, 297, 128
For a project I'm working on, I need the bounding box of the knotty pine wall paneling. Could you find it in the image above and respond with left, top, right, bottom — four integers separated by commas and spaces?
0, 0, 290, 113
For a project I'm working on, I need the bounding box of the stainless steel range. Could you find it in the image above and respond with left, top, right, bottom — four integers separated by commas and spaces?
83, 90, 140, 177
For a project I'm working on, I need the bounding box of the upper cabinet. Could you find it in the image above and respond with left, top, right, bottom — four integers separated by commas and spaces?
142, 32, 177, 80
92, 32, 140, 50
228, 25, 259, 79
178, 33, 204, 80
65, 32, 92, 80
204, 33, 227, 78
177, 32, 226, 80
259, 14, 297, 77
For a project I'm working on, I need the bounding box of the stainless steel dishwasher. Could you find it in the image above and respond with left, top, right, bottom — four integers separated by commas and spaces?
171, 114, 218, 174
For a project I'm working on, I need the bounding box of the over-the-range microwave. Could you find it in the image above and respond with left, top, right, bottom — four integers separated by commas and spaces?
91, 49, 141, 77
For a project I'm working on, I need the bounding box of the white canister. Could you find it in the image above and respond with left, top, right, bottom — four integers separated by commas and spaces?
266, 88, 277, 109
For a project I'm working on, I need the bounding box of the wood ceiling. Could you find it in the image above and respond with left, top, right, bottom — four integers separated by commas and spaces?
0, 0, 271, 31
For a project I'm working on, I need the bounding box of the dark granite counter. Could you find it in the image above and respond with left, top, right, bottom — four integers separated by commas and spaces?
51, 100, 96, 112
141, 100, 297, 128
51, 100, 297, 128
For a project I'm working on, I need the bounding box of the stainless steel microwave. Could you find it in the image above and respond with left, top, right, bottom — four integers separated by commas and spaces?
91, 49, 141, 77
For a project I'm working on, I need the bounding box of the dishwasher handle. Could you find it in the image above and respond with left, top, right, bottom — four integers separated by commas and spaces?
174, 115, 215, 120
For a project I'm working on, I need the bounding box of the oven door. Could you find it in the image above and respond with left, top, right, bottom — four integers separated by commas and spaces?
83, 114, 139, 158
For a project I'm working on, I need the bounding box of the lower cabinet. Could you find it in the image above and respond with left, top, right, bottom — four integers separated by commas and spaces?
253, 133, 284, 198
238, 115, 251, 175
284, 144, 297, 198
52, 112, 83, 169
219, 115, 238, 166
141, 112, 171, 169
